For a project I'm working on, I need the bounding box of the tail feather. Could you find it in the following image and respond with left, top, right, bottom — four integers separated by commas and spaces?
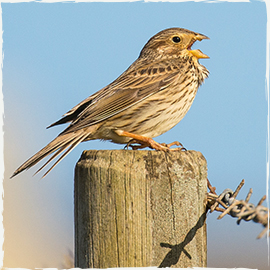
33, 139, 76, 176
11, 131, 87, 178
38, 133, 89, 178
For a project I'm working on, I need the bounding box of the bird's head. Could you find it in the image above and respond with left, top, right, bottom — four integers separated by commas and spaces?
139, 28, 209, 60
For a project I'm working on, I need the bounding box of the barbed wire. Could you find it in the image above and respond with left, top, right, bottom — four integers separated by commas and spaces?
207, 179, 269, 239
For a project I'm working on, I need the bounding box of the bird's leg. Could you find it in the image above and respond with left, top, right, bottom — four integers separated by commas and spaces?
124, 139, 149, 150
115, 130, 170, 151
116, 130, 185, 151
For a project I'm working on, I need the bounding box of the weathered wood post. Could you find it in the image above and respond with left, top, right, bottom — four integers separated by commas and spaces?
74, 150, 207, 268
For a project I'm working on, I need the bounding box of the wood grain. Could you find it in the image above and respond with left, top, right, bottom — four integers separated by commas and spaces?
74, 150, 207, 268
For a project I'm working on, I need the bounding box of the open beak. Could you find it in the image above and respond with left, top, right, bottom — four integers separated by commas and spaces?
188, 33, 209, 59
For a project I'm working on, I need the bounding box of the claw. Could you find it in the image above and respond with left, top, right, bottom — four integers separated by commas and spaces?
125, 139, 149, 150
116, 129, 186, 152
160, 141, 186, 151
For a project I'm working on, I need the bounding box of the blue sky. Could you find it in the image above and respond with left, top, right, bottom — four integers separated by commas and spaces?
2, 1, 269, 268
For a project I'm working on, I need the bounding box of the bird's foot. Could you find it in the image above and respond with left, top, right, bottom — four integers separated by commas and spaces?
125, 139, 151, 150
125, 138, 170, 151
160, 141, 186, 151
116, 130, 186, 151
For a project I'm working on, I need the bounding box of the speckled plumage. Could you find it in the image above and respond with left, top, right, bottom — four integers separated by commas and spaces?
12, 27, 209, 178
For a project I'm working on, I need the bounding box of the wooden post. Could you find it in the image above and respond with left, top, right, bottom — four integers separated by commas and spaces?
74, 150, 207, 268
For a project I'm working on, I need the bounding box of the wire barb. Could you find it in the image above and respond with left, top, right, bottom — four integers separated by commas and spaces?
207, 179, 269, 239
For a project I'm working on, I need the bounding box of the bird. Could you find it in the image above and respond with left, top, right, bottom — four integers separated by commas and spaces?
11, 27, 209, 178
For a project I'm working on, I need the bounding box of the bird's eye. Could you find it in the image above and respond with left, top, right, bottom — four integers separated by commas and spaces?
172, 36, 181, 43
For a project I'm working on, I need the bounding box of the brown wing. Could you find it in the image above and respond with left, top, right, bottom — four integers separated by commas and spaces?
52, 60, 181, 134
12, 61, 182, 178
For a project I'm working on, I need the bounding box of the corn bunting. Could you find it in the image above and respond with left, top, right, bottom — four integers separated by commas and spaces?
12, 27, 209, 178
